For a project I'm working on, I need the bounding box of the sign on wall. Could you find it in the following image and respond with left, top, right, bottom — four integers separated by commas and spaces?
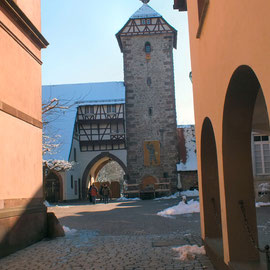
144, 141, 160, 166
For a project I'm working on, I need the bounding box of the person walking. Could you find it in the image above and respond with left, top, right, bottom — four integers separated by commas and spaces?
88, 186, 92, 203
90, 184, 98, 204
102, 184, 111, 204
99, 184, 104, 203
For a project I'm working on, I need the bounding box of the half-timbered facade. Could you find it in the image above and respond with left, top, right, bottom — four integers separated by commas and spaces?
77, 104, 125, 152
42, 82, 127, 201
116, 5, 177, 52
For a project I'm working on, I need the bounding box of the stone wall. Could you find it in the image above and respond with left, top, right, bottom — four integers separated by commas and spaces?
179, 171, 198, 190
122, 33, 178, 189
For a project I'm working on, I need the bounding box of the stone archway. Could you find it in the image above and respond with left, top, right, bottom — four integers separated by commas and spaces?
222, 65, 269, 262
82, 152, 128, 199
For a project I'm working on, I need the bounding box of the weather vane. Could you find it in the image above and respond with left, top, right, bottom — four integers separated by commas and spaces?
141, 0, 150, 3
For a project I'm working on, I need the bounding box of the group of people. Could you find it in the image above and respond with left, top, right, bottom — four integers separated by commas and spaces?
88, 183, 111, 204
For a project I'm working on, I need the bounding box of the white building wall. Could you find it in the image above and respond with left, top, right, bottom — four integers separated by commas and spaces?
63, 138, 127, 200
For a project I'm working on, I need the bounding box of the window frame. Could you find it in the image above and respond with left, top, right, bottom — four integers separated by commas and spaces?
253, 135, 270, 175
71, 175, 74, 189
145, 42, 151, 53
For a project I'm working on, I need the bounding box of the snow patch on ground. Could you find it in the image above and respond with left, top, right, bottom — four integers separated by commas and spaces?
117, 197, 141, 201
63, 226, 77, 235
154, 193, 180, 200
43, 200, 51, 207
172, 245, 206, 261
62, 227, 98, 248
256, 202, 270, 207
180, 189, 199, 197
154, 190, 199, 201
157, 200, 200, 218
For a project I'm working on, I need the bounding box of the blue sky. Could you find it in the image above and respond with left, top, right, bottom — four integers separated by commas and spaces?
41, 0, 194, 124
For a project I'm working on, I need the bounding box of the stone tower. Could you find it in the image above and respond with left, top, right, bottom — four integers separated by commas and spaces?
116, 2, 178, 192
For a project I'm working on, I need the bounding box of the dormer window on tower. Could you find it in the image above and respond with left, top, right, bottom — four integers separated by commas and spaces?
145, 42, 151, 53
141, 18, 151, 25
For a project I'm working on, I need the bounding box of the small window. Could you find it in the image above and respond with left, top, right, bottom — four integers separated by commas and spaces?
112, 105, 116, 113
141, 19, 146, 25
85, 106, 89, 114
107, 105, 111, 113
254, 136, 270, 175
74, 180, 78, 195
145, 42, 151, 53
147, 77, 152, 86
148, 107, 153, 116
74, 148, 77, 162
146, 19, 151, 25
90, 106, 94, 114
71, 175, 73, 189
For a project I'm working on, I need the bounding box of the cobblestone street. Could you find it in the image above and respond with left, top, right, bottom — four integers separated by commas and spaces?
0, 199, 269, 270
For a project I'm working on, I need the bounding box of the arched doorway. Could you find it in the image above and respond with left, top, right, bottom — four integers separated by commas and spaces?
222, 65, 269, 262
82, 153, 127, 199
45, 171, 63, 203
200, 118, 223, 244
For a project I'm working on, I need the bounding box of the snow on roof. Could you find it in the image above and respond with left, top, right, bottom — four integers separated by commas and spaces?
42, 81, 125, 161
130, 4, 161, 19
177, 126, 198, 171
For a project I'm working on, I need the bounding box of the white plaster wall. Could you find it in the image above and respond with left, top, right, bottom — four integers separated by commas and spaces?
63, 138, 127, 200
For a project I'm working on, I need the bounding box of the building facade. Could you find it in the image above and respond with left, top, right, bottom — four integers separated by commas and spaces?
174, 0, 270, 269
42, 82, 127, 201
0, 0, 48, 257
116, 3, 179, 194
177, 125, 198, 190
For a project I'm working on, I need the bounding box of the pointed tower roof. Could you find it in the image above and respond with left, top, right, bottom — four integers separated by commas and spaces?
130, 4, 161, 19
116, 3, 177, 52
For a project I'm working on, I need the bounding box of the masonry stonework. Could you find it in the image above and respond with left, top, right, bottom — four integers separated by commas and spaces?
118, 8, 179, 190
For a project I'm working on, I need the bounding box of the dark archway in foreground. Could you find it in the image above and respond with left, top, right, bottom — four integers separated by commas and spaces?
222, 65, 268, 262
201, 118, 222, 239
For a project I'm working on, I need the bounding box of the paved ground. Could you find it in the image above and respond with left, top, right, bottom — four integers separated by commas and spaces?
0, 198, 269, 270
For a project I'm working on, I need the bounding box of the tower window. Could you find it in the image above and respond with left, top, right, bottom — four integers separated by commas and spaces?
141, 19, 146, 25
145, 42, 151, 53
147, 77, 152, 86
148, 107, 153, 116
146, 19, 151, 25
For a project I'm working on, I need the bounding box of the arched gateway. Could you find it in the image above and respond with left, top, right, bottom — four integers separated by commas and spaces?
82, 152, 127, 199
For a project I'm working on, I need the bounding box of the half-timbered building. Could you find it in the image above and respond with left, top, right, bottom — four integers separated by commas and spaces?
42, 82, 127, 201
